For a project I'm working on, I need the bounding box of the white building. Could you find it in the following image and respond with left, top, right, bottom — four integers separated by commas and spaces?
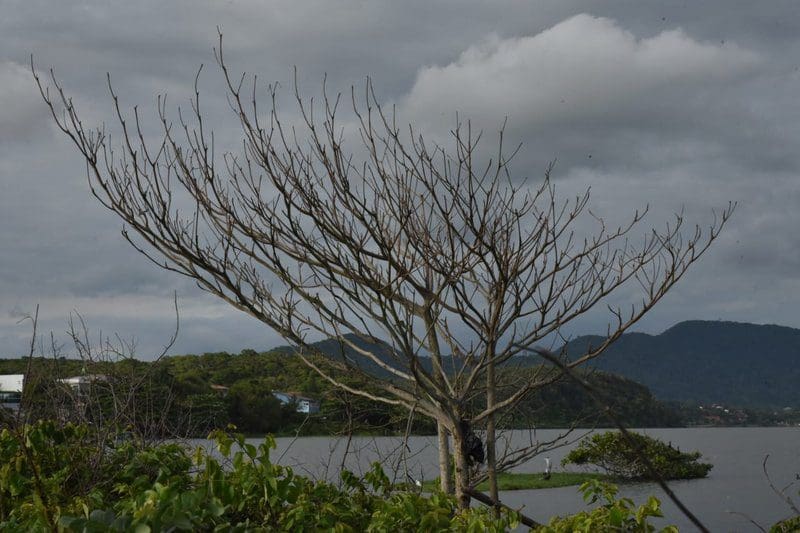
59, 374, 108, 392
0, 374, 24, 412
272, 391, 321, 414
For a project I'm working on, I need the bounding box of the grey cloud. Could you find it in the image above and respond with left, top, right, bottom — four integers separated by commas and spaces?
0, 61, 52, 144
398, 14, 776, 176
1, 1, 800, 359
403, 15, 759, 124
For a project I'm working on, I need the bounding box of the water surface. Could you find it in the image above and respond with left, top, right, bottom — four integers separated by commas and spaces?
198, 427, 799, 531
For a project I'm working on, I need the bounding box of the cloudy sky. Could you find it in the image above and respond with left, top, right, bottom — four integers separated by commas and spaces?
2, 1, 799, 358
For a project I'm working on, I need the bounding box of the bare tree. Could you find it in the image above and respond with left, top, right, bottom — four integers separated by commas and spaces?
10, 304, 185, 443
34, 35, 733, 512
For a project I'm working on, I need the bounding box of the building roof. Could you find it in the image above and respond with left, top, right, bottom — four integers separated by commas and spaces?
60, 374, 108, 385
0, 374, 23, 392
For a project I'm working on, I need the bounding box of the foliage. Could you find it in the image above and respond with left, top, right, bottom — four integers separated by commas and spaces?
0, 420, 192, 531
563, 431, 713, 480
505, 367, 682, 428
536, 480, 678, 533
0, 350, 684, 438
0, 420, 521, 531
771, 515, 800, 533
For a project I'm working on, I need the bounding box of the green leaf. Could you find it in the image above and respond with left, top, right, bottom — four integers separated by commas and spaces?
608, 507, 624, 526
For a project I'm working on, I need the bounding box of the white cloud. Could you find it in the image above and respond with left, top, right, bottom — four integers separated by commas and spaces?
402, 14, 760, 130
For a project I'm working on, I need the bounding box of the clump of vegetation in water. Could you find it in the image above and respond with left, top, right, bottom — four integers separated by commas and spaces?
562, 431, 713, 480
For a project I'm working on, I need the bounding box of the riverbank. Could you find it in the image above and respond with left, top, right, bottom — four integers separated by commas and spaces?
423, 472, 610, 492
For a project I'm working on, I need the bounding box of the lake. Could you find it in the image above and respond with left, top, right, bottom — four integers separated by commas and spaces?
201, 427, 799, 531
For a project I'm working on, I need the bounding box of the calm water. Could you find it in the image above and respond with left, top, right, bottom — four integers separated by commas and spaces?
198, 427, 799, 532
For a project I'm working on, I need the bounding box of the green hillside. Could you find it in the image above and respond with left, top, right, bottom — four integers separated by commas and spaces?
0, 345, 680, 435
562, 320, 800, 408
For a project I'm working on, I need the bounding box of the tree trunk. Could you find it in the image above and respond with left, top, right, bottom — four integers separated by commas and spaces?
451, 426, 472, 509
437, 422, 452, 493
424, 306, 453, 494
486, 358, 499, 515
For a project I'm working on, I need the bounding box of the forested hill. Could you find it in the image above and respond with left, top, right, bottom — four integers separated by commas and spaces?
4, 320, 796, 434
562, 320, 800, 408
0, 346, 681, 435
276, 322, 800, 409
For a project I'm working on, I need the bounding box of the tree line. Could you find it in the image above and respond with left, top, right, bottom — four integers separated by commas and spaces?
0, 349, 681, 438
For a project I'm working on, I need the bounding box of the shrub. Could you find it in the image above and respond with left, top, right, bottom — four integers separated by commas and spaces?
0, 420, 520, 531
771, 515, 800, 533
0, 420, 191, 531
562, 431, 712, 480
536, 480, 678, 533
1, 420, 689, 531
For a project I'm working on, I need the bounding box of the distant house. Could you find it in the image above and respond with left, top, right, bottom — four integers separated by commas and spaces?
60, 374, 108, 392
0, 374, 24, 412
272, 391, 320, 414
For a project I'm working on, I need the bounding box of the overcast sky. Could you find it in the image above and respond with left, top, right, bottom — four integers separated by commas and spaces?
2, 1, 799, 358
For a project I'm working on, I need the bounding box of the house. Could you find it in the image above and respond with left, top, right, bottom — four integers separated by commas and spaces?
0, 374, 23, 412
60, 374, 108, 392
272, 391, 320, 414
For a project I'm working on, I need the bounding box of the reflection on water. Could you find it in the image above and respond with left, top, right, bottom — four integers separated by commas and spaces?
192, 427, 799, 531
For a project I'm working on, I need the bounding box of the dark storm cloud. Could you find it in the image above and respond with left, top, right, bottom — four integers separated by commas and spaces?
1, 1, 799, 357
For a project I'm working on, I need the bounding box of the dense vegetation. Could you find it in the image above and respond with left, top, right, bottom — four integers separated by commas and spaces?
0, 421, 518, 531
0, 420, 678, 532
562, 431, 713, 481
0, 351, 422, 438
510, 371, 681, 429
540, 480, 677, 533
0, 347, 681, 437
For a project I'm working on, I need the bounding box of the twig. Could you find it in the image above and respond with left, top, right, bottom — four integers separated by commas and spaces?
763, 454, 800, 515
727, 511, 767, 532
277, 414, 310, 465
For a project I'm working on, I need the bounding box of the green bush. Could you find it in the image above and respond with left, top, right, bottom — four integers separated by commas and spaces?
0, 420, 192, 531
771, 515, 800, 533
562, 431, 712, 480
0, 421, 690, 531
0, 421, 520, 531
536, 480, 678, 533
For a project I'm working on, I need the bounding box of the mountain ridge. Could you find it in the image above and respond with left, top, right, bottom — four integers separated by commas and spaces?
273, 320, 800, 409
562, 319, 800, 407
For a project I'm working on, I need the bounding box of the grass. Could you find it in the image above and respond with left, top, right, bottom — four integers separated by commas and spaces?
422, 471, 610, 492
